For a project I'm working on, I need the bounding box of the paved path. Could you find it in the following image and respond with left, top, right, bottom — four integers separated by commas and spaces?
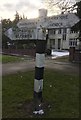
2, 59, 79, 76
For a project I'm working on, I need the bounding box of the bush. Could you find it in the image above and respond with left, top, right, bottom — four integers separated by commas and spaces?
46, 49, 51, 55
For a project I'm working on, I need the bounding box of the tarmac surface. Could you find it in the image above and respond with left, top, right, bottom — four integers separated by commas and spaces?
2, 57, 79, 76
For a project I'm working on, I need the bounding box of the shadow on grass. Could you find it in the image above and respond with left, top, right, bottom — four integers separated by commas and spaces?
2, 70, 79, 118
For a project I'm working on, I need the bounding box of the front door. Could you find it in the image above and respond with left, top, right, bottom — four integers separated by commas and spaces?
58, 39, 61, 49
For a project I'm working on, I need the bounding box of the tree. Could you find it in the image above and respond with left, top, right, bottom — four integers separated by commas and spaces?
57, 0, 77, 14
42, 0, 76, 14
77, 1, 81, 18
13, 11, 20, 24
12, 11, 22, 29
2, 19, 12, 31
2, 11, 27, 49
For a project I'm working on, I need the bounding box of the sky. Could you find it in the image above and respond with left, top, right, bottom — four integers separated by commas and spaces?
0, 0, 80, 21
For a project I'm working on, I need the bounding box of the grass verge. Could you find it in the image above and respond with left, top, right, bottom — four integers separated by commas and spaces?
2, 69, 79, 118
2, 55, 24, 63
54, 55, 69, 62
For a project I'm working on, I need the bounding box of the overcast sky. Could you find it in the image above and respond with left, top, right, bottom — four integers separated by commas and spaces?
0, 0, 80, 20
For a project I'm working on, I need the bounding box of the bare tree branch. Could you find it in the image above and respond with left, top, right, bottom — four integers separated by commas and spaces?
41, 0, 76, 14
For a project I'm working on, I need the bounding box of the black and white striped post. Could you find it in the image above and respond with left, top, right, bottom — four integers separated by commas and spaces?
33, 27, 47, 114
33, 9, 47, 115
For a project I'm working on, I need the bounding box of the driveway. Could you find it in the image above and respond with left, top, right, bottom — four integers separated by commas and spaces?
2, 58, 79, 76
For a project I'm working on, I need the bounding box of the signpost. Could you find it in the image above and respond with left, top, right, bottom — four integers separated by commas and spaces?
17, 19, 37, 29
6, 11, 80, 40
45, 13, 80, 28
5, 9, 80, 115
17, 13, 80, 29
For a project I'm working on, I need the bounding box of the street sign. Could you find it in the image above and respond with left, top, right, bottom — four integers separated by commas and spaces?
17, 19, 37, 29
4, 28, 16, 40
5, 9, 80, 40
17, 13, 80, 29
43, 13, 80, 28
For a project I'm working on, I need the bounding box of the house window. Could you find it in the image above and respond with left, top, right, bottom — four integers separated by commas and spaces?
70, 29, 77, 34
58, 39, 61, 49
63, 34, 66, 40
50, 39, 55, 49
70, 29, 72, 33
69, 39, 77, 47
63, 28, 67, 34
58, 29, 61, 34
53, 29, 56, 34
16, 34, 19, 38
49, 29, 56, 35
49, 29, 53, 35
53, 39, 55, 48
63, 28, 67, 40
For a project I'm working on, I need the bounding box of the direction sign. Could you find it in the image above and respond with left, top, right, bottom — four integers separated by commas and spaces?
42, 13, 80, 28
17, 12, 80, 29
4, 28, 16, 40
17, 19, 38, 29
6, 9, 80, 40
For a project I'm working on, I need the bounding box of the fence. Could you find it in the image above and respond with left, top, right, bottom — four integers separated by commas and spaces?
2, 48, 36, 57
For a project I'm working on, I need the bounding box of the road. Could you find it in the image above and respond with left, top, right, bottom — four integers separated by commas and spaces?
2, 58, 79, 76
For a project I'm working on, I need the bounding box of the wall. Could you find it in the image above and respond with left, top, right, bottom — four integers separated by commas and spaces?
2, 48, 36, 57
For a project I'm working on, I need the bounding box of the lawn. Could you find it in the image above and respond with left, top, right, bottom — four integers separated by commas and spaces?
2, 54, 70, 64
54, 55, 69, 62
2, 55, 24, 63
2, 69, 79, 118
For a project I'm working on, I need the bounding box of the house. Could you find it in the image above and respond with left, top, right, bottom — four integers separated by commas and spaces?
5, 9, 80, 53
47, 28, 79, 50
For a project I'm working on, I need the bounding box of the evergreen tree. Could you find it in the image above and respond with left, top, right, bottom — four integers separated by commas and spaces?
77, 1, 81, 19
12, 11, 20, 28
2, 19, 12, 31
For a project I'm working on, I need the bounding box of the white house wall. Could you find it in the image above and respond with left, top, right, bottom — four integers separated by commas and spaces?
62, 28, 69, 49
48, 28, 79, 50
